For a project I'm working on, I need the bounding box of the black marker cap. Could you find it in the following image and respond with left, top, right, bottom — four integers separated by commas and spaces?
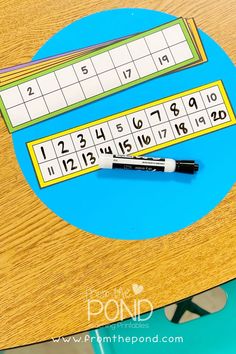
175, 160, 199, 174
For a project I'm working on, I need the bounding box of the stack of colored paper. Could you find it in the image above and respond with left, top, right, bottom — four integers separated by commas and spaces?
0, 18, 207, 133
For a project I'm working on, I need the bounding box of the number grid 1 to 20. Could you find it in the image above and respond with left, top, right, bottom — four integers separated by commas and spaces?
27, 81, 235, 188
0, 18, 200, 132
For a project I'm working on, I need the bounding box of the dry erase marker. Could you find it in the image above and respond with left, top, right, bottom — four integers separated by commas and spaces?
99, 155, 199, 174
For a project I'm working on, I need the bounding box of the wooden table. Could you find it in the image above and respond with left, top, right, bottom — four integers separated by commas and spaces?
0, 0, 235, 350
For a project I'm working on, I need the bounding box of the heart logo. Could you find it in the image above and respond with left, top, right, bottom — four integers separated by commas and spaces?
132, 283, 144, 295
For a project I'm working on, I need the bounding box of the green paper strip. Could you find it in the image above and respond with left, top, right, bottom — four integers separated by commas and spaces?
0, 18, 201, 133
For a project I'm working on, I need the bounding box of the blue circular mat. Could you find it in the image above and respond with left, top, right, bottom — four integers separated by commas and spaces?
13, 8, 236, 240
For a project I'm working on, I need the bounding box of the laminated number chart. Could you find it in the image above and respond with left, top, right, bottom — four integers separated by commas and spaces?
27, 80, 235, 188
0, 18, 206, 133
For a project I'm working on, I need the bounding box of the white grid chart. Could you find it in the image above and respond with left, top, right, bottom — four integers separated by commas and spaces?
1, 23, 195, 128
29, 84, 231, 185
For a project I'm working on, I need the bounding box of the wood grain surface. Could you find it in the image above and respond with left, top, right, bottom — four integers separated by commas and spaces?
0, 0, 235, 350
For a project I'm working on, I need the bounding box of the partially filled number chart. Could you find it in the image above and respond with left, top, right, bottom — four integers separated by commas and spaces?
0, 18, 203, 132
27, 80, 235, 187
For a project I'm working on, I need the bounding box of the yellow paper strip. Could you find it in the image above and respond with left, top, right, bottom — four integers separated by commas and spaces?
27, 80, 235, 188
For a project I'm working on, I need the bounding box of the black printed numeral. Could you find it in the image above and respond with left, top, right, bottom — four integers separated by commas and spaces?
123, 69, 131, 79
211, 110, 227, 121
81, 66, 88, 75
158, 55, 169, 66
150, 110, 161, 122
195, 116, 206, 127
170, 103, 180, 117
175, 122, 188, 136
116, 124, 123, 133
207, 93, 217, 103
99, 146, 113, 155
118, 139, 132, 154
48, 166, 55, 176
158, 129, 167, 139
58, 141, 69, 154
41, 146, 46, 160
77, 134, 86, 148
95, 128, 106, 141
82, 152, 96, 166
137, 135, 151, 148
132, 117, 143, 130
27, 87, 34, 96
62, 159, 78, 172
189, 97, 198, 110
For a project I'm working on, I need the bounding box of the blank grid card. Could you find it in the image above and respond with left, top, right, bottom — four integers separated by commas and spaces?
0, 18, 202, 132
27, 81, 235, 188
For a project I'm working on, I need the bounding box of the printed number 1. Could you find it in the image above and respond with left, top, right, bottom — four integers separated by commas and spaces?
41, 146, 46, 160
